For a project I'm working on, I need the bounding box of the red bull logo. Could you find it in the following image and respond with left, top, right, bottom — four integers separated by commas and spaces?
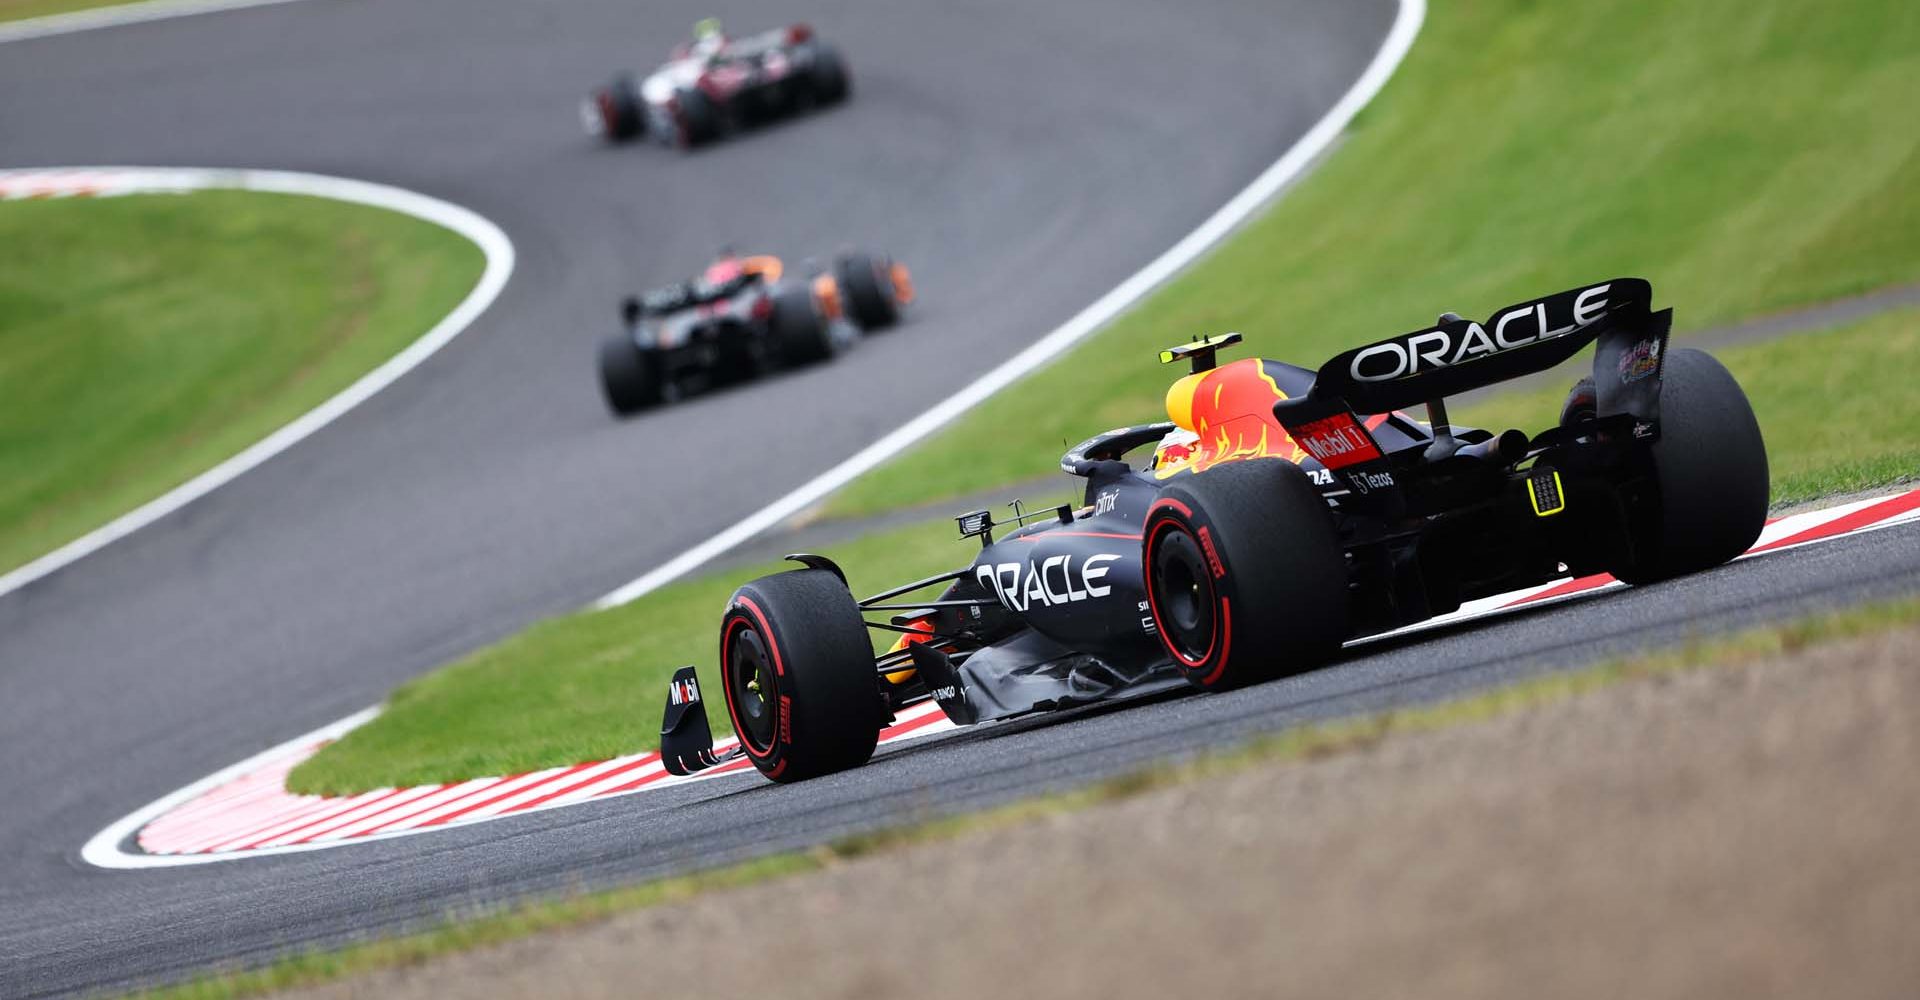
1155, 359, 1307, 478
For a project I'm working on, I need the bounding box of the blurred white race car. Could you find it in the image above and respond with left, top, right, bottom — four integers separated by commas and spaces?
582, 19, 850, 148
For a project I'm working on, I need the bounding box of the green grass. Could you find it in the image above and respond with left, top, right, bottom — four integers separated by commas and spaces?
826, 0, 1920, 517
0, 0, 148, 23
1459, 307, 1920, 507
143, 594, 1920, 999
0, 191, 483, 576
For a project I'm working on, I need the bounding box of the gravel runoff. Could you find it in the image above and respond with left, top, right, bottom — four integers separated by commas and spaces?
284, 623, 1920, 1000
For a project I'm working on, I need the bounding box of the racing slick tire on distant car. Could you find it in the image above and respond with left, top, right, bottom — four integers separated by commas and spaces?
599, 74, 645, 142
1608, 347, 1768, 584
771, 286, 837, 366
835, 252, 900, 330
597, 333, 663, 415
804, 43, 850, 104
672, 86, 721, 147
720, 569, 884, 782
1143, 459, 1348, 691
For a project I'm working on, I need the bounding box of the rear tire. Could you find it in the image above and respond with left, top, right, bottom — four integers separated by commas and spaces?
1560, 376, 1597, 427
673, 86, 720, 147
772, 287, 837, 366
1610, 348, 1768, 584
601, 75, 644, 142
1143, 460, 1348, 691
597, 334, 662, 415
719, 570, 882, 782
836, 252, 899, 330
807, 44, 850, 104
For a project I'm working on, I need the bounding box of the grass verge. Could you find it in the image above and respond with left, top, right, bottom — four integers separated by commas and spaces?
0, 191, 483, 576
825, 0, 1920, 517
2, 0, 156, 24
142, 594, 1920, 999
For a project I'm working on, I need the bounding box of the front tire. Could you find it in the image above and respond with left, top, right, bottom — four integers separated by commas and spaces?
1610, 348, 1768, 584
719, 570, 882, 782
1143, 460, 1348, 691
772, 287, 837, 366
597, 334, 662, 415
836, 252, 899, 330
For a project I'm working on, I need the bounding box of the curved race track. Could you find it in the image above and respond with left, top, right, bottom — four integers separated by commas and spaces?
3, 2, 1917, 997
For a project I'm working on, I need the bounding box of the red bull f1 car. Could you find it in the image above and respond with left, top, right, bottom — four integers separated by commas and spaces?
657, 279, 1770, 781
598, 250, 911, 415
582, 21, 849, 148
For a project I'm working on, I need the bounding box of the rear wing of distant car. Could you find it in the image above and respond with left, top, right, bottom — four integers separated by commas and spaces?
1272, 277, 1672, 496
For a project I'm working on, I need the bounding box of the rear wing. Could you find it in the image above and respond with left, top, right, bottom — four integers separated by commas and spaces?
1281, 278, 1670, 423
1310, 278, 1664, 414
1273, 278, 1672, 494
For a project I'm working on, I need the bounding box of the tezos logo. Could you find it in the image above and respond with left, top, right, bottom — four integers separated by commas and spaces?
1347, 470, 1395, 495
1350, 283, 1613, 383
977, 553, 1119, 612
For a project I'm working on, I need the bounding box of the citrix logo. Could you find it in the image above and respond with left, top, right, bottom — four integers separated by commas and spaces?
977, 553, 1119, 612
1350, 283, 1613, 383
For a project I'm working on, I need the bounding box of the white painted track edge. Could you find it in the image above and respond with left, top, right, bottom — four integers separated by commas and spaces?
0, 0, 313, 44
592, 0, 1432, 608
0, 167, 517, 600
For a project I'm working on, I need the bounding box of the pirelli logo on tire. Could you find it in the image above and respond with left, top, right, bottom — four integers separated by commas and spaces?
1197, 527, 1227, 579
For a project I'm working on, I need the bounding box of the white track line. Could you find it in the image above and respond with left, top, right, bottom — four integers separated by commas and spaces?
0, 168, 515, 600
593, 0, 1431, 608
0, 0, 313, 44
79, 2, 1429, 867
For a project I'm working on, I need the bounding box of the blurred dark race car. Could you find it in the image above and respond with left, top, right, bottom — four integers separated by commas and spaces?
654, 278, 1772, 782
598, 249, 911, 415
582, 19, 849, 148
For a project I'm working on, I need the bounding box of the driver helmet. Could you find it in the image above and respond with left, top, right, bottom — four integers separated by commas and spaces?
701, 246, 744, 285
690, 17, 726, 59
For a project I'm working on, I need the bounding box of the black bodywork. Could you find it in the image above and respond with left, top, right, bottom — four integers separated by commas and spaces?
620, 272, 794, 389
662, 278, 1707, 775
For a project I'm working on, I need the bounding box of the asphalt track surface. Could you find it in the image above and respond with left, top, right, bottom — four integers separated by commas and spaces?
1, 1, 1913, 996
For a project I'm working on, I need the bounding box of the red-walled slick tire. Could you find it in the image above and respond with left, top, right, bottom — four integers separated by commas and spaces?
1143, 459, 1347, 691
719, 569, 882, 782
